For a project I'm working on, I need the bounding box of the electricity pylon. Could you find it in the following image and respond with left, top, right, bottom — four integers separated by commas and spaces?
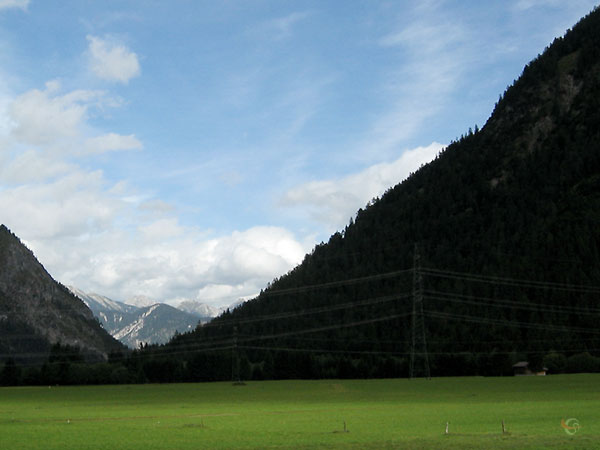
231, 325, 241, 383
409, 244, 430, 379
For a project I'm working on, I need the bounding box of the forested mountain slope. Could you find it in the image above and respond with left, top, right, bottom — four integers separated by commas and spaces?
0, 225, 124, 364
150, 8, 600, 380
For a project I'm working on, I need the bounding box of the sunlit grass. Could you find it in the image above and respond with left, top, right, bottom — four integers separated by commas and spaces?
1, 375, 598, 449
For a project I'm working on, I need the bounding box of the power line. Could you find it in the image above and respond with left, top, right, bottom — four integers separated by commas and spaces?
424, 290, 600, 315
5, 262, 600, 368
1, 292, 414, 354
0, 311, 413, 364
424, 310, 600, 335
237, 345, 600, 357
130, 305, 414, 356
237, 312, 412, 344
4, 304, 600, 365
202, 293, 411, 328
0, 268, 410, 328
259, 268, 413, 297
239, 345, 405, 356
421, 267, 600, 294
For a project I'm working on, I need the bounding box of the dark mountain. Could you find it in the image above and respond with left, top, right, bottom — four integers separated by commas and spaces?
69, 287, 200, 348
0, 225, 124, 364
147, 8, 600, 381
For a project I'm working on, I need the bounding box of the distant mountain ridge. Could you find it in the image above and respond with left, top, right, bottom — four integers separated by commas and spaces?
0, 225, 123, 363
176, 299, 224, 319
124, 295, 156, 308
69, 287, 204, 348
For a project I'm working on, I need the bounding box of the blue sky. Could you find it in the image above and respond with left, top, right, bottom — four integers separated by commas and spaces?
0, 0, 597, 307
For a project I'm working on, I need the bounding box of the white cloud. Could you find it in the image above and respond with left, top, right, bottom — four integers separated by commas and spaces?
0, 0, 29, 11
84, 132, 143, 154
87, 35, 141, 83
0, 102, 304, 311
139, 218, 184, 241
4, 81, 134, 160
280, 142, 444, 232
137, 199, 175, 216
1, 150, 308, 306
207, 227, 305, 284
8, 81, 104, 147
0, 149, 73, 184
38, 224, 308, 306
1, 74, 306, 307
0, 169, 120, 240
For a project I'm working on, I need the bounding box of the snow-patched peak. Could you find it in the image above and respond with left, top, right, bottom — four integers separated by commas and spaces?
175, 298, 250, 318
68, 287, 199, 348
113, 302, 198, 348
69, 286, 136, 313
141, 304, 160, 318
124, 295, 157, 308
176, 300, 223, 318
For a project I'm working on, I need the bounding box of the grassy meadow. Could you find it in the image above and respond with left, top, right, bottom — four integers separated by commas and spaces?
0, 375, 598, 449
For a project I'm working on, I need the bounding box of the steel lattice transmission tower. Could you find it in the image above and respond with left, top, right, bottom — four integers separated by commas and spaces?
231, 325, 241, 384
409, 244, 431, 379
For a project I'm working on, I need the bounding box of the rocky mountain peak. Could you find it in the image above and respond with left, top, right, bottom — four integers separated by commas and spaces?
0, 225, 123, 363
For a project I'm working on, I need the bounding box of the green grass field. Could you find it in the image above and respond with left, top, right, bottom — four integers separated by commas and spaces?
1, 375, 598, 449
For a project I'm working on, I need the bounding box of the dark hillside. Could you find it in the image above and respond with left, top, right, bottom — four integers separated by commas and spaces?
150, 8, 600, 381
0, 225, 124, 365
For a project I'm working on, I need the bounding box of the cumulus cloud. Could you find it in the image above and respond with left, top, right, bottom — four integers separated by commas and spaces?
139, 218, 184, 241
137, 199, 175, 216
8, 81, 102, 146
0, 169, 120, 240
41, 223, 308, 306
1, 156, 308, 306
0, 23, 304, 310
84, 132, 143, 154
0, 149, 73, 184
0, 0, 29, 10
5, 81, 140, 157
280, 142, 444, 232
87, 35, 141, 83
207, 227, 305, 284
0, 75, 307, 307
